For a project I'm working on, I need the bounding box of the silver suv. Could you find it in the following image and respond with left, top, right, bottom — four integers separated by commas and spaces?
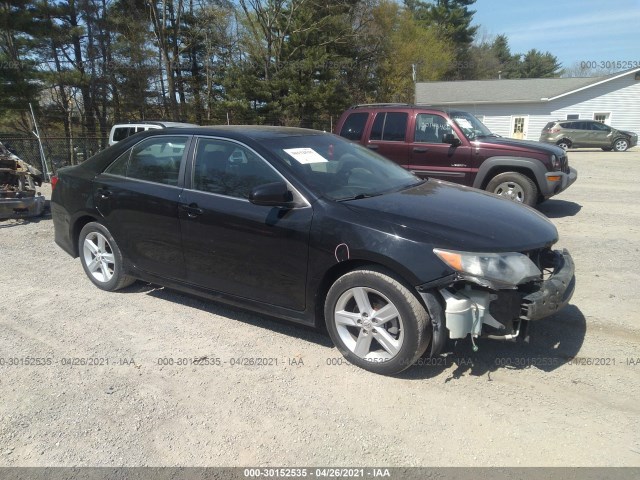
540, 120, 637, 152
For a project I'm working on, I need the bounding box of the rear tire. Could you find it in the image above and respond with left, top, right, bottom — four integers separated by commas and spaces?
556, 139, 571, 150
324, 267, 431, 375
486, 172, 538, 207
78, 222, 135, 291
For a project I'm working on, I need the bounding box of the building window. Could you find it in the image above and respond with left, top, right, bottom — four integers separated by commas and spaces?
594, 112, 611, 125
566, 114, 579, 120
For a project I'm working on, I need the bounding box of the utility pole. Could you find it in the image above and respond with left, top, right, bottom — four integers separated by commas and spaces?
29, 103, 50, 182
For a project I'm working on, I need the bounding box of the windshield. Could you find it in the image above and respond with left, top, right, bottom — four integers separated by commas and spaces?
450, 111, 494, 140
262, 134, 421, 201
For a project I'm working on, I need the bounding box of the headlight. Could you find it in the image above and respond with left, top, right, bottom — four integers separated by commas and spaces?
434, 249, 542, 286
551, 154, 560, 170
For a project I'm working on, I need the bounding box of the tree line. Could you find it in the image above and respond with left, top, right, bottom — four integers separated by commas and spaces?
0, 0, 564, 143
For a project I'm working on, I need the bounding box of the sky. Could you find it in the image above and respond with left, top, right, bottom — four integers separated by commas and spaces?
472, 0, 640, 71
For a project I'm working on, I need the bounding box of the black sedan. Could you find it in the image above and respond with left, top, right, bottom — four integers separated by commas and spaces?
51, 126, 575, 375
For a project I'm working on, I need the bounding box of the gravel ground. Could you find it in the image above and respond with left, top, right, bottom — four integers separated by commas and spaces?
1, 148, 639, 467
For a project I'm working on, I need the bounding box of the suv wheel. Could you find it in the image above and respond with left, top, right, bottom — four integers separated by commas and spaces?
79, 222, 135, 291
486, 172, 538, 206
556, 139, 571, 150
613, 138, 629, 152
324, 268, 431, 375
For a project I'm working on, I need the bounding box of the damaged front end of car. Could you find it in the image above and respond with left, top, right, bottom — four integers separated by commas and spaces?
419, 247, 575, 352
0, 144, 46, 220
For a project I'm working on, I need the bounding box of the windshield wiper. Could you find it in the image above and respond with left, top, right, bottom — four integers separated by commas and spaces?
339, 192, 384, 201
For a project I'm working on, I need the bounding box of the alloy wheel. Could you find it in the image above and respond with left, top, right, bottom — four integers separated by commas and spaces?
334, 286, 405, 361
82, 231, 115, 283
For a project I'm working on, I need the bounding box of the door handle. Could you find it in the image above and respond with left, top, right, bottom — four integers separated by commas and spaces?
413, 147, 428, 153
179, 203, 204, 218
96, 188, 111, 199
366, 144, 379, 150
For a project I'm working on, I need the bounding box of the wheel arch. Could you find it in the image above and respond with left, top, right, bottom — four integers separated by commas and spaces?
556, 138, 572, 148
71, 214, 102, 257
474, 157, 543, 191
313, 258, 423, 330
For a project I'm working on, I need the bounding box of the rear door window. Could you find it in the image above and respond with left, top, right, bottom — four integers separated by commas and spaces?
125, 136, 188, 185
339, 113, 369, 141
369, 112, 408, 142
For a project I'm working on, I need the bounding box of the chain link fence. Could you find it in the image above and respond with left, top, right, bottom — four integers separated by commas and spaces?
0, 112, 339, 177
0, 134, 102, 175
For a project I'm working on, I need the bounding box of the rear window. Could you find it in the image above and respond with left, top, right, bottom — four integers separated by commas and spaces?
543, 122, 556, 130
112, 127, 134, 142
339, 113, 369, 141
370, 112, 408, 142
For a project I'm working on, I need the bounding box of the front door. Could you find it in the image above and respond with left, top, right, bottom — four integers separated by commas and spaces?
588, 121, 613, 147
409, 113, 472, 185
510, 116, 529, 139
179, 137, 313, 311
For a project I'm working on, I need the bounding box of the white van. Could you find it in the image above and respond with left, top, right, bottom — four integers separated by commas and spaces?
108, 121, 197, 146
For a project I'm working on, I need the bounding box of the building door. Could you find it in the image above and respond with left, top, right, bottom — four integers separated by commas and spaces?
510, 116, 529, 139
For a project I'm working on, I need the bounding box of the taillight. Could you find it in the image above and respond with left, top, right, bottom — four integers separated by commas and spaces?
549, 128, 560, 134
51, 175, 59, 190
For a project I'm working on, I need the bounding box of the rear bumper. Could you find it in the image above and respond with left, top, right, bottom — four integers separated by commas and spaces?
520, 249, 575, 321
0, 195, 45, 219
542, 167, 577, 198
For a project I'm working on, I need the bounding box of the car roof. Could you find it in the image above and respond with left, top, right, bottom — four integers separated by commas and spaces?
112, 121, 198, 128
557, 119, 597, 123
159, 125, 329, 140
345, 104, 468, 115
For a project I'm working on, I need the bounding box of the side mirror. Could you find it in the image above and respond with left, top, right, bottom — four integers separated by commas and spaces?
442, 133, 461, 146
249, 182, 297, 208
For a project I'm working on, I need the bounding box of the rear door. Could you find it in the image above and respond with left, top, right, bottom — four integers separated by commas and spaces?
94, 135, 191, 280
409, 112, 472, 185
365, 112, 411, 168
178, 137, 313, 311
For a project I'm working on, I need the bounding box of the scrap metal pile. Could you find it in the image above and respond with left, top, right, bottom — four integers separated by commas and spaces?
0, 142, 45, 219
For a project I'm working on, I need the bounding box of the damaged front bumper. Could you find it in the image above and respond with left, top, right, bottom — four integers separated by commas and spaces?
419, 249, 575, 343
520, 249, 575, 321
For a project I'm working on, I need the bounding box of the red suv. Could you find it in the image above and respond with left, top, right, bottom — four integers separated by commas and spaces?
336, 104, 577, 206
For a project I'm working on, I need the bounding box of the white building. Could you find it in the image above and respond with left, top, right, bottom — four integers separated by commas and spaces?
414, 67, 640, 140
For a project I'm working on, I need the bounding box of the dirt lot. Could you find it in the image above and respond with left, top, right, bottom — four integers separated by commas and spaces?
1, 148, 639, 467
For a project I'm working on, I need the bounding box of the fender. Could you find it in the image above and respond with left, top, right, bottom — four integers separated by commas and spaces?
473, 156, 550, 194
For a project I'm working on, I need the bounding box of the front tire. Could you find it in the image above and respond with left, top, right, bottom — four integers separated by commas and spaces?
486, 172, 538, 206
613, 138, 629, 152
324, 268, 431, 375
79, 222, 135, 291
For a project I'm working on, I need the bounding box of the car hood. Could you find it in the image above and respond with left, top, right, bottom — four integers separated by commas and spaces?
619, 130, 638, 138
476, 136, 565, 156
343, 180, 558, 252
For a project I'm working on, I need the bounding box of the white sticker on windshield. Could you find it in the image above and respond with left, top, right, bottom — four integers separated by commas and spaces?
284, 148, 328, 164
456, 118, 473, 129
